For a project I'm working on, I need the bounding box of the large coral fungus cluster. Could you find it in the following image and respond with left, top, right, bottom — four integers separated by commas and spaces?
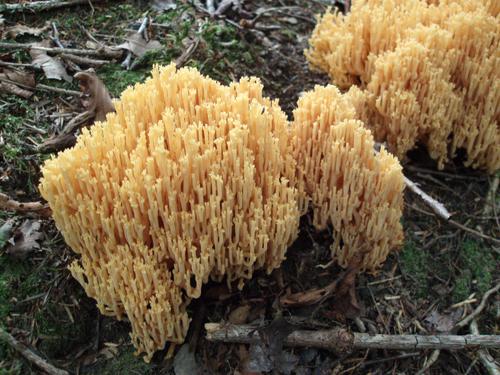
290, 85, 404, 271
306, 0, 500, 172
39, 64, 300, 361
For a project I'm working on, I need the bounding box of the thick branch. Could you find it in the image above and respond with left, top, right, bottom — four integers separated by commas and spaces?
0, 192, 51, 216
0, 42, 122, 59
205, 323, 500, 351
0, 0, 98, 13
0, 329, 69, 375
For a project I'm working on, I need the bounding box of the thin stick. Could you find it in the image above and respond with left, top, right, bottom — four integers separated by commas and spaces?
470, 320, 500, 375
205, 323, 500, 351
416, 349, 440, 375
0, 329, 69, 375
0, 42, 122, 59
0, 0, 97, 13
447, 219, 500, 245
0, 192, 51, 216
483, 175, 499, 216
404, 176, 451, 220
0, 61, 41, 70
60, 53, 109, 67
454, 282, 500, 332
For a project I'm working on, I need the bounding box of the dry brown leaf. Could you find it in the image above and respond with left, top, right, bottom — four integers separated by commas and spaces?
6, 22, 50, 38
425, 309, 463, 333
5, 219, 43, 260
0, 67, 35, 98
228, 305, 251, 325
74, 70, 115, 121
30, 41, 71, 82
117, 33, 162, 58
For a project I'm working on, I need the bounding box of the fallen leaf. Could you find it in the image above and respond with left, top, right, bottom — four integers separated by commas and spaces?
74, 70, 115, 122
30, 41, 71, 82
152, 0, 177, 11
228, 304, 251, 325
0, 219, 15, 249
6, 22, 50, 38
5, 219, 43, 260
173, 344, 202, 375
117, 33, 162, 58
425, 309, 463, 333
0, 67, 35, 98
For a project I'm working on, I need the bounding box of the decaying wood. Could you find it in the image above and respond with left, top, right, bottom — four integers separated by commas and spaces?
0, 192, 51, 216
205, 323, 500, 351
0, 42, 122, 59
0, 0, 98, 13
0, 328, 69, 375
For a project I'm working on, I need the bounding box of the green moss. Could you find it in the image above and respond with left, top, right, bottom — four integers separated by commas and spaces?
400, 241, 429, 298
452, 240, 495, 303
89, 347, 154, 375
97, 65, 147, 98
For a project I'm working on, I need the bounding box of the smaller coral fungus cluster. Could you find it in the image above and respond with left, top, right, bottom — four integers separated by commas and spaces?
290, 85, 404, 271
306, 0, 500, 172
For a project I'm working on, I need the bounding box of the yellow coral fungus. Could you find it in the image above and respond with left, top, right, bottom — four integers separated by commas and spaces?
291, 85, 404, 271
306, 0, 500, 172
39, 64, 299, 361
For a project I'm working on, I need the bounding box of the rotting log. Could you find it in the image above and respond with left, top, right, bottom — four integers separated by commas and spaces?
205, 323, 500, 352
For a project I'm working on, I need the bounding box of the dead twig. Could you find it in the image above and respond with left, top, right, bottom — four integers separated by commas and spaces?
416, 349, 440, 375
470, 320, 500, 375
0, 328, 69, 375
0, 42, 122, 59
404, 176, 451, 220
60, 53, 109, 67
0, 77, 82, 97
205, 323, 500, 351
483, 175, 499, 217
0, 192, 51, 216
175, 38, 200, 68
453, 282, 500, 332
0, 0, 98, 13
447, 219, 500, 245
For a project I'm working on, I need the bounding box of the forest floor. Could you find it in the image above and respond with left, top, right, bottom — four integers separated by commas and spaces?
0, 1, 499, 374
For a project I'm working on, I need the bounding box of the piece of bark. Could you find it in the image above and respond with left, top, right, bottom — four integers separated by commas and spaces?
205, 323, 500, 351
